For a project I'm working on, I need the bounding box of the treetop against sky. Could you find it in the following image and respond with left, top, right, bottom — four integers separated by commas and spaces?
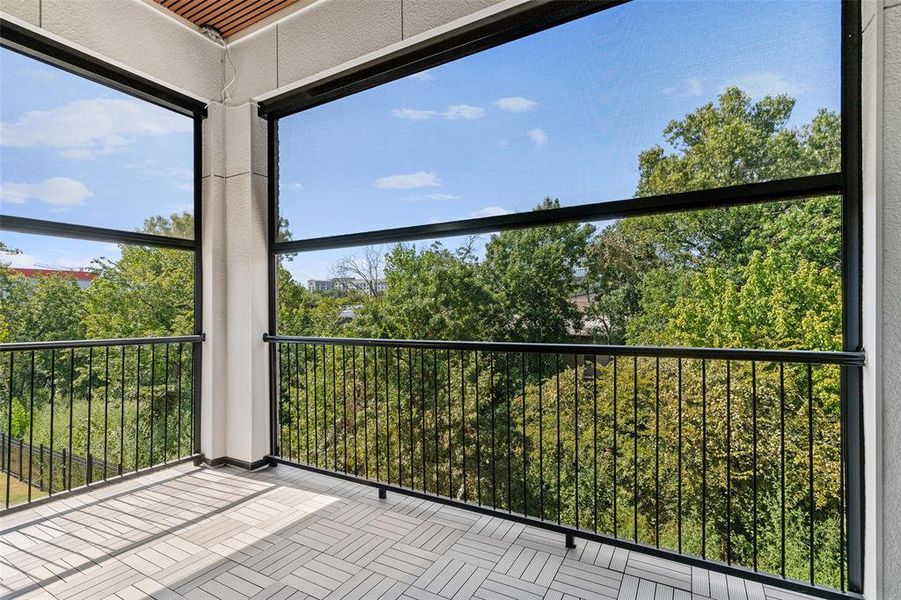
0, 0, 839, 285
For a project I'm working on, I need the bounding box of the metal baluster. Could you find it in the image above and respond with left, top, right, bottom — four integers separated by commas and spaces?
677, 358, 682, 552
752, 361, 758, 571
633, 356, 638, 542
433, 350, 439, 495
408, 348, 414, 489
68, 348, 74, 489
556, 354, 561, 524
593, 354, 598, 532
313, 344, 319, 467
613, 356, 618, 537
362, 347, 368, 477
538, 354, 544, 520
136, 346, 142, 472
726, 360, 732, 563
447, 349, 452, 501
104, 347, 109, 480
491, 353, 496, 508
334, 346, 339, 472
462, 350, 467, 502
384, 346, 390, 483
808, 364, 815, 584
374, 347, 380, 480
50, 350, 55, 496
150, 345, 156, 467
522, 352, 527, 518
87, 348, 93, 484
352, 347, 358, 475
420, 348, 426, 492
120, 347, 125, 473
164, 344, 170, 464
780, 362, 786, 577
655, 357, 660, 547
701, 359, 707, 559
475, 351, 481, 506
279, 345, 286, 460
397, 348, 402, 482
177, 344, 183, 459
28, 351, 35, 502
574, 355, 579, 529
506, 354, 512, 513
345, 347, 350, 473
6, 352, 13, 508
304, 345, 310, 463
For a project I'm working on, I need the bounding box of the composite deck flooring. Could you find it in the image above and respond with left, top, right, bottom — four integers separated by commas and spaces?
0, 463, 819, 600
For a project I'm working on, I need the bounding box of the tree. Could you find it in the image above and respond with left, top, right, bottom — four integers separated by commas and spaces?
352, 240, 490, 340
83, 213, 194, 338
587, 88, 841, 344
481, 198, 595, 343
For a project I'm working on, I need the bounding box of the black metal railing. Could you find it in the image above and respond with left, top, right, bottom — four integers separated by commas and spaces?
1, 335, 203, 510
265, 335, 863, 598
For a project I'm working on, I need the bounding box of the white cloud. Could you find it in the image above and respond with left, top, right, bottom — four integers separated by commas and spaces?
0, 98, 192, 159
443, 105, 486, 120
392, 108, 438, 121
126, 159, 193, 193
470, 206, 513, 218
280, 182, 304, 191
527, 128, 548, 150
662, 77, 704, 98
425, 193, 460, 201
392, 104, 486, 121
410, 70, 435, 81
495, 97, 538, 112
0, 177, 93, 208
723, 71, 799, 98
374, 171, 441, 190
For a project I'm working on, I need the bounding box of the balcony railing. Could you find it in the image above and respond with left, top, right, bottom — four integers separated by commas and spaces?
265, 335, 864, 598
0, 335, 203, 510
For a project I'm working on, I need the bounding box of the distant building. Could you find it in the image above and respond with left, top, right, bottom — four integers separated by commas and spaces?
307, 277, 386, 295
10, 268, 96, 289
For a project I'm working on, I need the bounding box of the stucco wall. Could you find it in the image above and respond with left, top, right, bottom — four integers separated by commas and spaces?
0, 0, 222, 101
879, 1, 900, 598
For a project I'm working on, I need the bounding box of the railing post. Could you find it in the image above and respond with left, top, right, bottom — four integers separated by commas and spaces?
39, 443, 44, 491
87, 454, 93, 485
378, 486, 387, 499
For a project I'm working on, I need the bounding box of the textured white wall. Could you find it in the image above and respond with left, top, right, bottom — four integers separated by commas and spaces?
227, 0, 508, 104
879, 0, 901, 598
0, 0, 223, 101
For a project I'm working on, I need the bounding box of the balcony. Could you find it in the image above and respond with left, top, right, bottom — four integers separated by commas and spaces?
2, 461, 824, 600
0, 0, 896, 598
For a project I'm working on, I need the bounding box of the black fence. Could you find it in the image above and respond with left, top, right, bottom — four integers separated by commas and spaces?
266, 335, 863, 598
1, 335, 203, 510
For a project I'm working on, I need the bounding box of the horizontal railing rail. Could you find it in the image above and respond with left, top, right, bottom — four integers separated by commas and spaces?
266, 335, 861, 599
1, 336, 202, 511
263, 334, 864, 366
0, 334, 205, 352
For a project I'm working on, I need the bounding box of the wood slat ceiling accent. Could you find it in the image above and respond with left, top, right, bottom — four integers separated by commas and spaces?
156, 0, 301, 38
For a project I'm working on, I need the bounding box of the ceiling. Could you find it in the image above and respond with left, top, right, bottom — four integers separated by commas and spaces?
154, 0, 303, 38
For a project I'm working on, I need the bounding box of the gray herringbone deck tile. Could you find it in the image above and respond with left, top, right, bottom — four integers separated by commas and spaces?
625, 552, 692, 591
279, 553, 361, 599
481, 570, 548, 599
549, 558, 622, 600
367, 543, 438, 583
0, 465, 823, 600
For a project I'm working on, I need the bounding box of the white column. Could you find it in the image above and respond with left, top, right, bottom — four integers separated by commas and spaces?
222, 102, 271, 466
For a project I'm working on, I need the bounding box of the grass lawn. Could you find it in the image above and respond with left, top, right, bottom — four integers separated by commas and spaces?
0, 476, 47, 508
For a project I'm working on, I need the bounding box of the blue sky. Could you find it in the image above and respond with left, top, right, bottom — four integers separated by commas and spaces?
1, 0, 839, 284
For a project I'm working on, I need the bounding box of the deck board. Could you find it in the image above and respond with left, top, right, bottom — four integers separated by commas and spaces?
0, 464, 823, 600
